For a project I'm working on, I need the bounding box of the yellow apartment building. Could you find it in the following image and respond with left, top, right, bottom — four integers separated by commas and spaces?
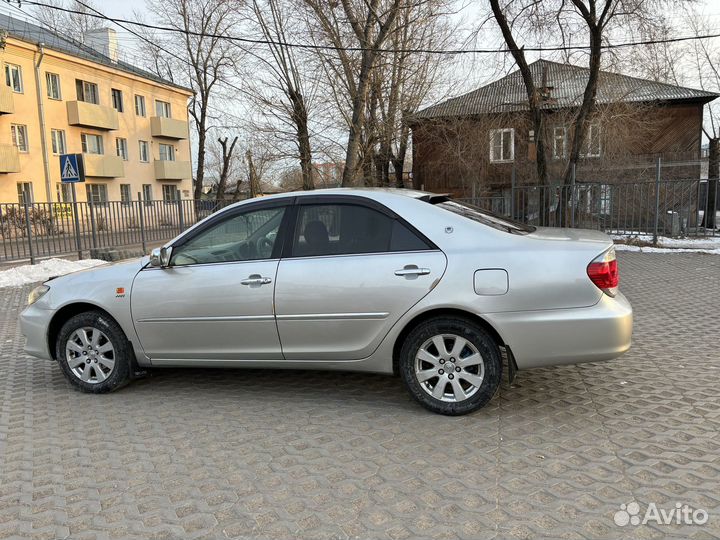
0, 14, 193, 205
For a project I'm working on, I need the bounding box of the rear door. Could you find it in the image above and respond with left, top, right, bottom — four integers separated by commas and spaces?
274, 196, 447, 360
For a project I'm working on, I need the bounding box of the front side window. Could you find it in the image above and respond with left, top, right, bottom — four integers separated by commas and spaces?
81, 133, 104, 155
46, 72, 61, 99
159, 143, 175, 161
85, 183, 108, 205
291, 203, 430, 258
552, 126, 567, 159
171, 206, 286, 266
489, 128, 514, 162
138, 140, 149, 162
5, 63, 23, 93
135, 95, 146, 116
51, 129, 67, 155
76, 79, 99, 104
111, 88, 123, 112
11, 124, 29, 152
116, 137, 128, 160
155, 99, 171, 118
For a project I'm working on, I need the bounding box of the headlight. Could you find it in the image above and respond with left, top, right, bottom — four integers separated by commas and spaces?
28, 285, 50, 306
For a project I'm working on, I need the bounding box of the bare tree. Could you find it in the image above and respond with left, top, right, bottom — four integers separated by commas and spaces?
247, 0, 315, 190
142, 0, 240, 201
487, 0, 680, 224
301, 0, 405, 186
215, 136, 240, 201
32, 0, 104, 37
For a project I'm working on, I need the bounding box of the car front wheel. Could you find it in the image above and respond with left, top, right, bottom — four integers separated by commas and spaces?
56, 311, 131, 393
399, 317, 502, 415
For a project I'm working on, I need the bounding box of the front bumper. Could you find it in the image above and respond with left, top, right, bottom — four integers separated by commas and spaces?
485, 292, 633, 369
20, 303, 53, 360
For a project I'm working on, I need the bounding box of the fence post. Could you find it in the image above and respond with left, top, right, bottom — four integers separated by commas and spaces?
23, 203, 36, 265
88, 201, 98, 252
653, 157, 662, 245
178, 198, 185, 232
570, 162, 576, 229
137, 192, 147, 254
510, 164, 516, 220
71, 183, 83, 260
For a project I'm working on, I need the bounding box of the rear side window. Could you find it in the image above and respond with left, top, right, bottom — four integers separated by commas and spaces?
292, 203, 431, 257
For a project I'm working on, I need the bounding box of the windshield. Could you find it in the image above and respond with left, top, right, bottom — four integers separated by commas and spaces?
435, 200, 536, 234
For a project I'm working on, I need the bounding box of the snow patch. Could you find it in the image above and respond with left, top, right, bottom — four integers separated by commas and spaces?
611, 233, 720, 254
0, 258, 107, 289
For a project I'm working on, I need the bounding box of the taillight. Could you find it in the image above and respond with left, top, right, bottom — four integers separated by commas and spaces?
587, 247, 619, 297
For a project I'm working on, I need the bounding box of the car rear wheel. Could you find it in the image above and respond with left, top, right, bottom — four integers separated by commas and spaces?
399, 317, 502, 415
56, 311, 131, 393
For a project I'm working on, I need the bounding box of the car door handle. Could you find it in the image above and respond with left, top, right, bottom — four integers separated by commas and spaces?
395, 266, 431, 276
241, 274, 272, 286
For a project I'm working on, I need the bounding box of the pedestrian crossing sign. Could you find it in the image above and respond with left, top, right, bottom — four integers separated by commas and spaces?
60, 153, 85, 183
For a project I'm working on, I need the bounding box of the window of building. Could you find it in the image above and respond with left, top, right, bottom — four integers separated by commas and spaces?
155, 99, 171, 118
17, 182, 33, 205
599, 184, 612, 215
138, 140, 150, 162
489, 128, 514, 162
162, 184, 179, 202
115, 137, 128, 160
50, 129, 67, 155
134, 94, 146, 117
120, 184, 132, 205
5, 63, 23, 93
81, 133, 104, 155
85, 183, 108, 205
111, 88, 124, 112
583, 123, 601, 158
552, 126, 567, 159
142, 184, 153, 204
291, 204, 431, 258
159, 143, 175, 161
76, 79, 99, 104
46, 72, 61, 100
11, 124, 29, 152
56, 182, 72, 203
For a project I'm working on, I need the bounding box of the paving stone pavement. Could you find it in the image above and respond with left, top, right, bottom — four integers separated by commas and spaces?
0, 252, 718, 540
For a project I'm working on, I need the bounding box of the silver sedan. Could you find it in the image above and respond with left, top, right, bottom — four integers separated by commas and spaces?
20, 189, 632, 415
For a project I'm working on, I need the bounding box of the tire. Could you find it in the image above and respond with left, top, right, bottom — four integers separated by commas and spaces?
399, 316, 502, 415
55, 311, 132, 394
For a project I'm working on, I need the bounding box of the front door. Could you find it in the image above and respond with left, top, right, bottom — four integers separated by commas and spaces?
131, 203, 288, 363
274, 199, 447, 360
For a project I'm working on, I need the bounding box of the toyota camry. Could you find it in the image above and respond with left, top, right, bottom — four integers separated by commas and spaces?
20, 189, 632, 415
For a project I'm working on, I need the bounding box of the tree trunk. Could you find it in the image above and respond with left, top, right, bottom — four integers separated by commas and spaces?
193, 106, 208, 201
216, 136, 238, 202
289, 89, 314, 191
703, 138, 719, 229
246, 150, 258, 198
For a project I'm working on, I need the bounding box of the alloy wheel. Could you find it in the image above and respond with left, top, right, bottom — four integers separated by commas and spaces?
65, 326, 116, 384
414, 333, 485, 402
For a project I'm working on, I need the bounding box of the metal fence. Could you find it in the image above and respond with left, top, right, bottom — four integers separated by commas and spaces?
459, 177, 719, 241
0, 199, 234, 264
1, 176, 718, 264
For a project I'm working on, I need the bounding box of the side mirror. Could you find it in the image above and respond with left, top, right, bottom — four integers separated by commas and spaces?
150, 246, 172, 268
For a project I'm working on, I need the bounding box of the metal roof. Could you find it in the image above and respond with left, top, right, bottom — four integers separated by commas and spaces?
412, 59, 717, 121
0, 13, 192, 93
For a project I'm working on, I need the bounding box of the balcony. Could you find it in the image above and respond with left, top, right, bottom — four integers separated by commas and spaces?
0, 85, 15, 114
154, 159, 191, 180
67, 101, 119, 130
151, 116, 189, 139
0, 145, 20, 173
83, 154, 124, 178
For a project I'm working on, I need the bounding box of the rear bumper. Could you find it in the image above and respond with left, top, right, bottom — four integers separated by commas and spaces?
20, 303, 53, 360
485, 292, 633, 369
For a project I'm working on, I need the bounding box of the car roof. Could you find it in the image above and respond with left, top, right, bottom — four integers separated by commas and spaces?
255, 187, 434, 201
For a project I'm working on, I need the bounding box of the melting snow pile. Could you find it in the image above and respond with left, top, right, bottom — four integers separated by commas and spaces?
0, 258, 106, 288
